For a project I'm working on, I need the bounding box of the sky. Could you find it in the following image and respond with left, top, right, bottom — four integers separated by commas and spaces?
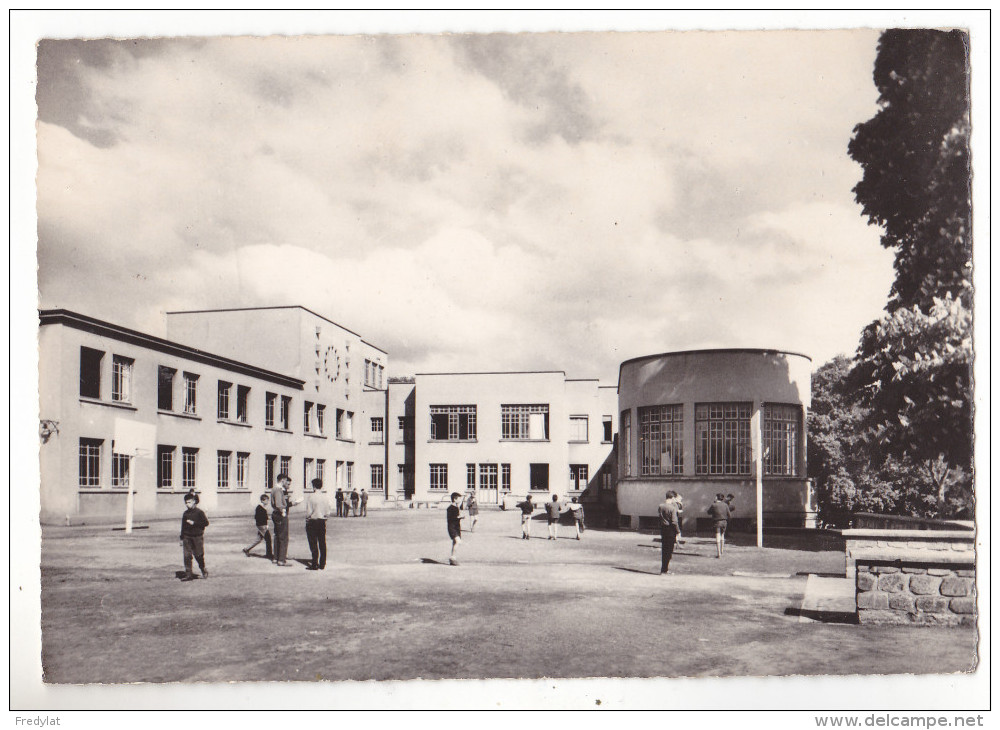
34, 24, 896, 383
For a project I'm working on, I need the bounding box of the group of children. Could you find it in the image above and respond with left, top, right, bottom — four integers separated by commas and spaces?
334, 487, 369, 518
179, 484, 734, 579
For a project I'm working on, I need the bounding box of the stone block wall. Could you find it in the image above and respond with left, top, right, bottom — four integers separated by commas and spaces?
856, 560, 976, 626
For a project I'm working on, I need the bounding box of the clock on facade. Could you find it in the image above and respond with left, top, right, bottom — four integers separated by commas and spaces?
323, 345, 341, 382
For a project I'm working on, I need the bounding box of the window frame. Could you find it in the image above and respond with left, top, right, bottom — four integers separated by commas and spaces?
157, 445, 176, 490
429, 405, 477, 442
79, 347, 104, 400
501, 404, 550, 441
182, 373, 199, 415
79, 438, 103, 488
181, 447, 199, 488
638, 404, 684, 476
568, 415, 589, 443
429, 463, 448, 491
695, 402, 752, 476
762, 403, 801, 477
217, 450, 232, 489
111, 355, 134, 404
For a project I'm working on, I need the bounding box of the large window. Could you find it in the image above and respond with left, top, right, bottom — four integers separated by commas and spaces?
280, 455, 291, 479
218, 451, 232, 489
265, 454, 277, 489
182, 447, 199, 488
218, 381, 232, 420
337, 409, 354, 440
763, 404, 801, 476
370, 417, 384, 444
569, 464, 588, 491
529, 463, 549, 491
265, 392, 277, 427
569, 416, 589, 443
501, 405, 549, 440
478, 463, 498, 491
158, 445, 175, 489
501, 464, 511, 492
371, 464, 384, 493
236, 452, 250, 490
79, 438, 103, 487
619, 410, 632, 477
303, 401, 314, 433
279, 396, 291, 430
695, 403, 751, 476
111, 356, 134, 403
112, 443, 130, 488
158, 366, 176, 411
79, 347, 104, 399
183, 373, 199, 415
639, 405, 684, 476
429, 463, 448, 491
236, 385, 250, 424
430, 406, 476, 441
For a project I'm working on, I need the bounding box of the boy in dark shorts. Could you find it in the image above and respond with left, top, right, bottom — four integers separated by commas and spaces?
446, 492, 463, 565
179, 491, 210, 581
707, 493, 732, 558
243, 493, 273, 560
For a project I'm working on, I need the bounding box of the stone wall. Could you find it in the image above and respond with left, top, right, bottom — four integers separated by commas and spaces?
842, 528, 976, 627
856, 560, 976, 626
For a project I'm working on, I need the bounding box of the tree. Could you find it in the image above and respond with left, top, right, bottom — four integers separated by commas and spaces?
837, 29, 975, 519
848, 29, 972, 313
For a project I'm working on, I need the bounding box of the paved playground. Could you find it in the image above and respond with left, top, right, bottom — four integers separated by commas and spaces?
38, 506, 978, 683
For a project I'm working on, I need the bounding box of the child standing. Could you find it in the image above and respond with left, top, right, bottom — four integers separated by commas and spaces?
179, 491, 210, 581
466, 492, 479, 532
243, 493, 273, 560
446, 492, 463, 566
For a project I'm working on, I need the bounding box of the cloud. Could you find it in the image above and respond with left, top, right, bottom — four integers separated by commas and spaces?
36, 32, 895, 382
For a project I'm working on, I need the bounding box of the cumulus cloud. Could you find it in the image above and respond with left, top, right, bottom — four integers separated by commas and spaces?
36, 31, 891, 382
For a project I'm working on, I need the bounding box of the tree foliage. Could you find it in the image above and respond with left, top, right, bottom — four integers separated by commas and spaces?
811, 30, 975, 522
848, 29, 972, 313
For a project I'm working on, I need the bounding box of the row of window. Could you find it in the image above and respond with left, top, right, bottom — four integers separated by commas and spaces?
620, 402, 801, 477
80, 347, 377, 439
363, 359, 385, 389
427, 462, 591, 492
427, 405, 614, 444
79, 438, 386, 493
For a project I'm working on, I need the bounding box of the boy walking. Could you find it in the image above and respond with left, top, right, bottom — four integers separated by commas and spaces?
446, 492, 463, 566
305, 478, 332, 570
179, 491, 209, 581
707, 493, 732, 558
243, 493, 273, 560
517, 494, 535, 539
545, 494, 562, 540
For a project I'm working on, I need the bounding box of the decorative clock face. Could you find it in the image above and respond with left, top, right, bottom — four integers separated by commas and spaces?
323, 345, 341, 382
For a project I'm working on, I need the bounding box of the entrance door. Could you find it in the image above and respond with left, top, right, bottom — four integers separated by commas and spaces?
478, 463, 499, 504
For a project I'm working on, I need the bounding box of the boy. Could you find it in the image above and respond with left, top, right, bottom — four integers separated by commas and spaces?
360, 488, 369, 517
446, 492, 463, 565
545, 494, 562, 540
271, 474, 295, 567
569, 497, 585, 540
243, 493, 273, 560
707, 493, 732, 558
657, 491, 681, 575
305, 478, 332, 570
517, 494, 535, 539
465, 492, 479, 532
179, 491, 210, 581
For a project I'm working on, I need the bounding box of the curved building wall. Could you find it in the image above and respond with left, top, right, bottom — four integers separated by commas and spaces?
616, 349, 815, 529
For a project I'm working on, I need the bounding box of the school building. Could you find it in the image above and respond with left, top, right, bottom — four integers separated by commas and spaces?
37, 307, 814, 529
615, 349, 815, 529
387, 372, 618, 505
38, 307, 389, 524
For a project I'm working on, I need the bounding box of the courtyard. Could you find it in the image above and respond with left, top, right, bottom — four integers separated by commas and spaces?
38, 506, 978, 684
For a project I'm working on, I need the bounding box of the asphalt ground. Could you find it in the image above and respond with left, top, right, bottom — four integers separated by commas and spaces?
38, 506, 978, 683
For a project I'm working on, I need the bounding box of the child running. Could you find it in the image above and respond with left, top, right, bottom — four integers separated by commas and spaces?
517, 494, 535, 539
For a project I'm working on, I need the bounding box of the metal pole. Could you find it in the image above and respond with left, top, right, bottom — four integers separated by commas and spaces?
125, 456, 135, 534
751, 406, 764, 548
